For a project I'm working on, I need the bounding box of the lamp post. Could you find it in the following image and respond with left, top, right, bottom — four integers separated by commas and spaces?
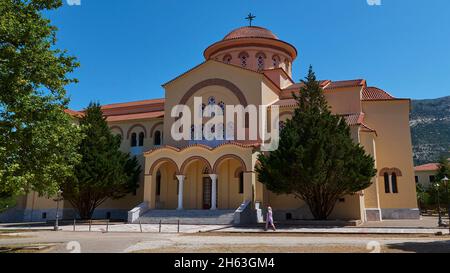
53, 190, 63, 231
442, 176, 449, 232
435, 182, 443, 227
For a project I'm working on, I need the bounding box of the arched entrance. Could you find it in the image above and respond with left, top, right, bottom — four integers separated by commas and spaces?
149, 158, 179, 209
180, 156, 215, 210
213, 155, 248, 209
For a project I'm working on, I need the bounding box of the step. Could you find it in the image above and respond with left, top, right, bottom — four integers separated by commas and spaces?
137, 210, 235, 225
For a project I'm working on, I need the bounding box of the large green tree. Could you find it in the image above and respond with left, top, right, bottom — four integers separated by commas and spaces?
0, 0, 81, 197
433, 157, 450, 207
256, 66, 377, 220
62, 103, 141, 219
435, 157, 450, 182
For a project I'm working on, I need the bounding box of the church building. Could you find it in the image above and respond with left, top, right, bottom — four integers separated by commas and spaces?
1, 24, 420, 224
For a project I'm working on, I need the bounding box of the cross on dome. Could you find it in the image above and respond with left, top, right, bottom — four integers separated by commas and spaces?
245, 13, 256, 26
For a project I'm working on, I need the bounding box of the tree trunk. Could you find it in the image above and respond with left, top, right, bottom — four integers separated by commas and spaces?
306, 198, 337, 220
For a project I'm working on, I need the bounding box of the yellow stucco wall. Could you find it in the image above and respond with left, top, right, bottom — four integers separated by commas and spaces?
163, 61, 271, 147
362, 100, 418, 210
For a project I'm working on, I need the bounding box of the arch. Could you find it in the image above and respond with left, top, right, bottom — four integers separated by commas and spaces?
256, 52, 266, 71
279, 111, 294, 120
138, 132, 145, 146
127, 124, 147, 139
379, 168, 402, 177
179, 78, 248, 107
222, 54, 232, 64
391, 172, 398, 193
110, 126, 124, 137
213, 154, 248, 173
149, 157, 180, 175
180, 156, 213, 175
255, 52, 267, 59
149, 121, 163, 137
154, 130, 162, 146
272, 54, 281, 67
131, 133, 137, 147
238, 51, 250, 59
234, 166, 244, 178
383, 172, 390, 193
238, 51, 249, 67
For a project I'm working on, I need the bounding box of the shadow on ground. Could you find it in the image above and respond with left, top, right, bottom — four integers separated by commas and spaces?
386, 239, 450, 253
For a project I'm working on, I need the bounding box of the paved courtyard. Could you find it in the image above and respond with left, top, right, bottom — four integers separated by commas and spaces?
1, 216, 448, 235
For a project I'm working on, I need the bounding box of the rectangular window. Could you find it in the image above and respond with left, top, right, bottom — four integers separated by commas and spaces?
384, 173, 390, 193
415, 176, 419, 183
156, 178, 161, 196
391, 173, 398, 194
429, 175, 435, 183
238, 172, 244, 194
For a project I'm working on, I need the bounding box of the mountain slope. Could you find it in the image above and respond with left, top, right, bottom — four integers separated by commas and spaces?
410, 96, 450, 165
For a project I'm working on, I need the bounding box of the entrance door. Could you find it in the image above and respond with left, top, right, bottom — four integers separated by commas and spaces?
202, 177, 218, 209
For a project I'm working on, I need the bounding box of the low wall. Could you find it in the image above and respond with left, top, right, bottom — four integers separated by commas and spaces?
381, 208, 421, 219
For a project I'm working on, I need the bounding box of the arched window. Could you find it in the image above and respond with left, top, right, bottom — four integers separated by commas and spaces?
391, 172, 398, 193
131, 133, 137, 147
272, 55, 281, 67
154, 131, 162, 146
156, 171, 161, 196
256, 52, 266, 71
284, 58, 290, 72
238, 171, 244, 194
384, 172, 390, 193
208, 96, 216, 105
279, 121, 286, 131
218, 101, 225, 113
222, 54, 232, 64
238, 52, 249, 68
138, 132, 145, 147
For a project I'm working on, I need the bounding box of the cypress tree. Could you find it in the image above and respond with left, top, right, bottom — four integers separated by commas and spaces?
62, 103, 141, 219
256, 66, 377, 220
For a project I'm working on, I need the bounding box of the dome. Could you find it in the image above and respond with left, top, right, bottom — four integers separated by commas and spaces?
223, 26, 279, 41
203, 25, 298, 76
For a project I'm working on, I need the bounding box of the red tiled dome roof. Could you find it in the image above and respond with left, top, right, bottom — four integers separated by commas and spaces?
223, 26, 278, 41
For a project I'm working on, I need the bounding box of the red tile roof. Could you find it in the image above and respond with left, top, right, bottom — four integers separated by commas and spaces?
414, 163, 440, 172
66, 98, 165, 122
274, 98, 297, 107
282, 80, 331, 91
324, 79, 366, 90
64, 109, 84, 117
362, 87, 395, 101
106, 111, 164, 122
223, 26, 278, 41
101, 98, 165, 110
342, 112, 365, 126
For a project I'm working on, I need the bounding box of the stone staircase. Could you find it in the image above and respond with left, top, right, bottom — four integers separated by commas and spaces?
136, 209, 235, 225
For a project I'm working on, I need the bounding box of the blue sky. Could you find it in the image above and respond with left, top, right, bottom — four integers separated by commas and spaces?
46, 0, 450, 110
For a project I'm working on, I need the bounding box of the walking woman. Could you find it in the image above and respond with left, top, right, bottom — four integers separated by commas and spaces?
265, 206, 276, 231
